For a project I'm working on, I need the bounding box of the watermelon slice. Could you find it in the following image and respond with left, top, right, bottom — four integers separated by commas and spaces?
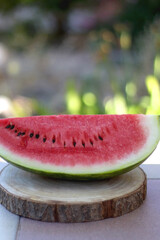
0, 114, 159, 180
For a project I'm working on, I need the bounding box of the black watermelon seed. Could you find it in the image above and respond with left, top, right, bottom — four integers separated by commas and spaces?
43, 137, 46, 142
98, 135, 103, 141
82, 141, 85, 148
17, 132, 22, 136
30, 133, 34, 138
21, 132, 25, 136
35, 134, 39, 139
90, 140, 93, 146
15, 130, 17, 133
5, 124, 11, 129
73, 141, 76, 147
52, 139, 55, 143
10, 125, 15, 130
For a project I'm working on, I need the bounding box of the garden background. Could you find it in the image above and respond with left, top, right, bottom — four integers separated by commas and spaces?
0, 0, 160, 117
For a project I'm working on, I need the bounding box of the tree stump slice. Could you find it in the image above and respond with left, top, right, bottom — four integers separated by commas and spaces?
0, 165, 147, 223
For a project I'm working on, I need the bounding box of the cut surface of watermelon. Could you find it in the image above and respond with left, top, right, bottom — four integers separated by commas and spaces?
0, 114, 159, 180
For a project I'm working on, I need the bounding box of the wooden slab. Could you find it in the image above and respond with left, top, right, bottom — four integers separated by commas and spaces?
0, 165, 147, 223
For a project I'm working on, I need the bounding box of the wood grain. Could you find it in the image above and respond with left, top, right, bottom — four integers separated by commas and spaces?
0, 165, 147, 223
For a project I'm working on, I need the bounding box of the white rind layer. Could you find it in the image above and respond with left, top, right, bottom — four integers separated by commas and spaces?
0, 115, 159, 175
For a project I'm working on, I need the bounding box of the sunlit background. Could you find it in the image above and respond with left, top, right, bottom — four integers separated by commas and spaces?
0, 0, 160, 117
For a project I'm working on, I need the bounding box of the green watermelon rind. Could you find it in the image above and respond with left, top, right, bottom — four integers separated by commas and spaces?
0, 115, 160, 180
0, 152, 153, 180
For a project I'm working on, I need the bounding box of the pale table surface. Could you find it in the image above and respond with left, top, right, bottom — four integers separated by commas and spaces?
0, 143, 160, 240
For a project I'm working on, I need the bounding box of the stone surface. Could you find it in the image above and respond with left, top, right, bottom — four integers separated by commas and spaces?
141, 164, 160, 179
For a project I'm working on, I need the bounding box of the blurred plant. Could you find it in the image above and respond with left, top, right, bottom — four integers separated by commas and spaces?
0, 95, 52, 118
0, 0, 160, 48
65, 73, 160, 115
66, 18, 160, 115
0, 1, 160, 116
145, 75, 160, 114
119, 0, 160, 43
66, 80, 81, 114
66, 79, 103, 114
0, 0, 92, 44
104, 74, 160, 115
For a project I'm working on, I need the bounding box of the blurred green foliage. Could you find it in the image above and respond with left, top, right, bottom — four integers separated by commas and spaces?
120, 0, 160, 43
1, 0, 160, 46
0, 0, 90, 45
0, 96, 52, 118
2, 21, 160, 117
65, 74, 160, 115
66, 18, 160, 115
0, 0, 87, 12
0, 1, 160, 116
6, 18, 160, 117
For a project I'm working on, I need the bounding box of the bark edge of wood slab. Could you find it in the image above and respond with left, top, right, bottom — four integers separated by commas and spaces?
0, 165, 147, 223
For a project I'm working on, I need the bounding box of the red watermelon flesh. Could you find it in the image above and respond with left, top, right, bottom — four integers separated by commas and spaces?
0, 114, 159, 180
